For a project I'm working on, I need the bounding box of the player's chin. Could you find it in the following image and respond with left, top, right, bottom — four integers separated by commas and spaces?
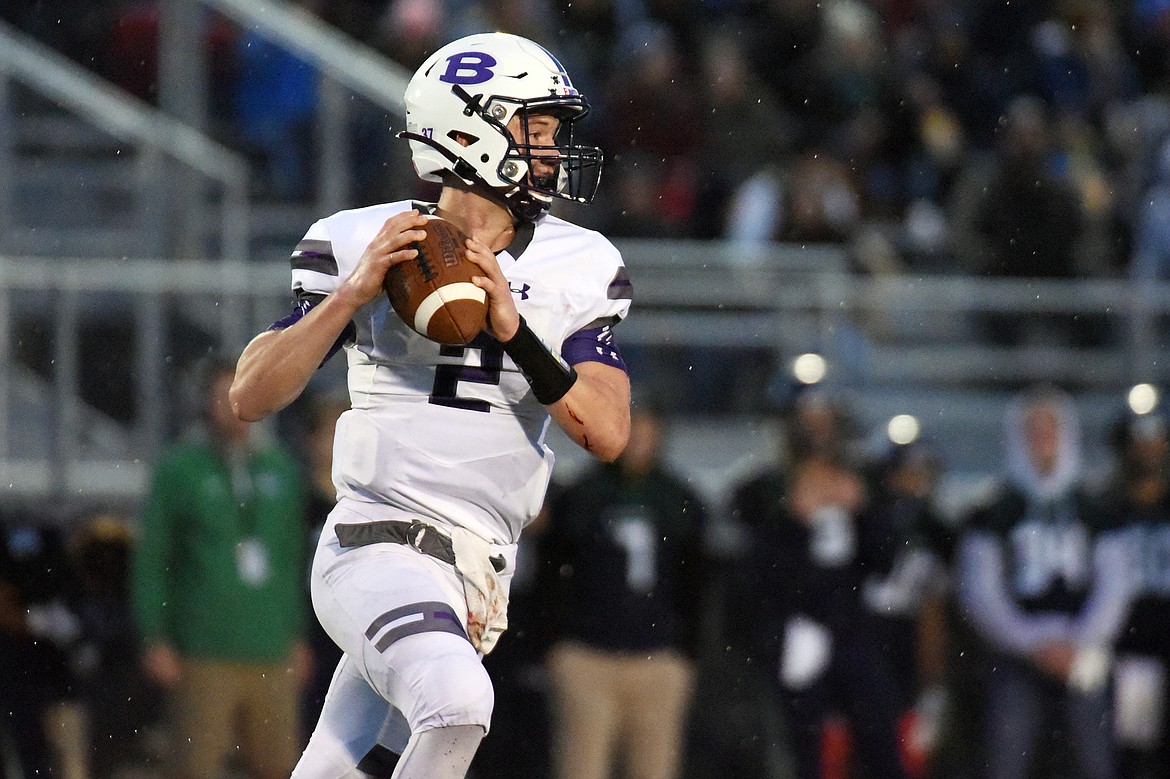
528, 172, 558, 192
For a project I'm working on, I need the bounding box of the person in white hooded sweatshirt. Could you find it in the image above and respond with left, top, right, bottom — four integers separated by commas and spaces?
957, 384, 1134, 779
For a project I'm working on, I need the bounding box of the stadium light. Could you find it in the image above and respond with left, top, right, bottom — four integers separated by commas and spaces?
887, 414, 921, 445
792, 353, 827, 385
1128, 383, 1160, 416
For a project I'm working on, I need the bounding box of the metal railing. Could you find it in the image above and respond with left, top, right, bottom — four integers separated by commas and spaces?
2, 0, 413, 272
0, 18, 251, 270
206, 0, 409, 110
0, 257, 285, 503
196, 0, 411, 215
3, 246, 1170, 505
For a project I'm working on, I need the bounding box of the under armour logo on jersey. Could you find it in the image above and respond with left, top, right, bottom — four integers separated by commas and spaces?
509, 283, 531, 300
594, 325, 619, 360
439, 52, 497, 85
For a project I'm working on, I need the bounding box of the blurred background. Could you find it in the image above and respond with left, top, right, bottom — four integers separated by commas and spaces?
4, 0, 1170, 777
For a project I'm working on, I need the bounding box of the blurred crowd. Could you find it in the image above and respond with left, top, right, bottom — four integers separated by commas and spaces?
9, 0, 1170, 286
5, 370, 1170, 779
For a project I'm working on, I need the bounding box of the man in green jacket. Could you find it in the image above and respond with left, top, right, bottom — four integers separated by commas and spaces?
133, 357, 310, 779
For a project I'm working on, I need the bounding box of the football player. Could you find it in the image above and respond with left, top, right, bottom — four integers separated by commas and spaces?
957, 386, 1131, 779
229, 33, 632, 779
1104, 401, 1170, 778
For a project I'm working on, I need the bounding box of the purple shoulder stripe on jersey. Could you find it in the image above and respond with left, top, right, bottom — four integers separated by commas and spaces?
561, 324, 627, 371
291, 239, 338, 276
365, 601, 468, 652
607, 267, 632, 301
267, 293, 352, 365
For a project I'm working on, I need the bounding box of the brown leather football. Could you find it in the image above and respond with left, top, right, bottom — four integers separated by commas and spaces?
383, 215, 487, 345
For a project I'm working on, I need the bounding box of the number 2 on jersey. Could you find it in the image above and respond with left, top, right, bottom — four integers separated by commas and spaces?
429, 334, 504, 412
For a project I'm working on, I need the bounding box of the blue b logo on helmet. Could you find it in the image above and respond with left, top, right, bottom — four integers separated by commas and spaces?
439, 52, 497, 85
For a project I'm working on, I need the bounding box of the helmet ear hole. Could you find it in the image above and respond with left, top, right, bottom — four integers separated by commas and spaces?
449, 130, 479, 147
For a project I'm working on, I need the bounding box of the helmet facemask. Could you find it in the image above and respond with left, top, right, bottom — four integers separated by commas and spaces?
458, 88, 604, 221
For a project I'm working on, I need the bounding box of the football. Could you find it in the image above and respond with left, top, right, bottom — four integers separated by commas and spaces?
383, 215, 487, 345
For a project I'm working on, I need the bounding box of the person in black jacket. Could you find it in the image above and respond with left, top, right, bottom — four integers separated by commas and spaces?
544, 397, 707, 779
749, 388, 912, 779
856, 439, 953, 777
1103, 402, 1170, 779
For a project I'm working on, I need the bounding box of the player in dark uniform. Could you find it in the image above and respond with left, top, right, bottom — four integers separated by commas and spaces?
856, 438, 952, 777
1103, 402, 1170, 779
747, 389, 912, 779
957, 385, 1131, 779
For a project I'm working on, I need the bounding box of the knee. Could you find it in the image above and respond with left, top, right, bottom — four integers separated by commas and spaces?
399, 648, 495, 731
425, 651, 495, 730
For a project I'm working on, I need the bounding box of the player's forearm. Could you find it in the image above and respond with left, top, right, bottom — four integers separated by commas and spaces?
230, 290, 362, 420
548, 361, 630, 461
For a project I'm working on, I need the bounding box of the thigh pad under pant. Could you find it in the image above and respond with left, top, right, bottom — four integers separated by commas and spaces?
311, 536, 494, 732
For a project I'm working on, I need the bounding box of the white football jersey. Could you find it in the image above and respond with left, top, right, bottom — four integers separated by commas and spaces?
287, 201, 631, 544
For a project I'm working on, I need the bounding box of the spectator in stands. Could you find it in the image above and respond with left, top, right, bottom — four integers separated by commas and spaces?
1103, 399, 1170, 779
105, 3, 236, 113
347, 0, 447, 208
963, 1, 1050, 145
232, 5, 320, 201
1129, 136, 1170, 283
745, 0, 826, 146
369, 0, 445, 73
1106, 94, 1170, 262
445, 0, 560, 52
132, 356, 311, 779
956, 384, 1131, 779
955, 95, 1085, 281
747, 386, 912, 779
105, 2, 163, 102
893, 71, 966, 270
1037, 4, 1140, 122
547, 0, 620, 115
600, 22, 702, 236
1128, 0, 1170, 91
698, 29, 797, 240
602, 153, 685, 239
949, 96, 1094, 345
779, 151, 862, 244
813, 0, 909, 222
544, 396, 708, 779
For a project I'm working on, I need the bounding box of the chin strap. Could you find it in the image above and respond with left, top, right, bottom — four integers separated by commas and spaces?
396, 129, 544, 224
396, 130, 480, 184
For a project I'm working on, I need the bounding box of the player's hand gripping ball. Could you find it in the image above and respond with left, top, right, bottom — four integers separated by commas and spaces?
384, 216, 488, 344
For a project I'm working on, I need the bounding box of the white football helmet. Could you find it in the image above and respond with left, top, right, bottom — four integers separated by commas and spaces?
399, 32, 603, 221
